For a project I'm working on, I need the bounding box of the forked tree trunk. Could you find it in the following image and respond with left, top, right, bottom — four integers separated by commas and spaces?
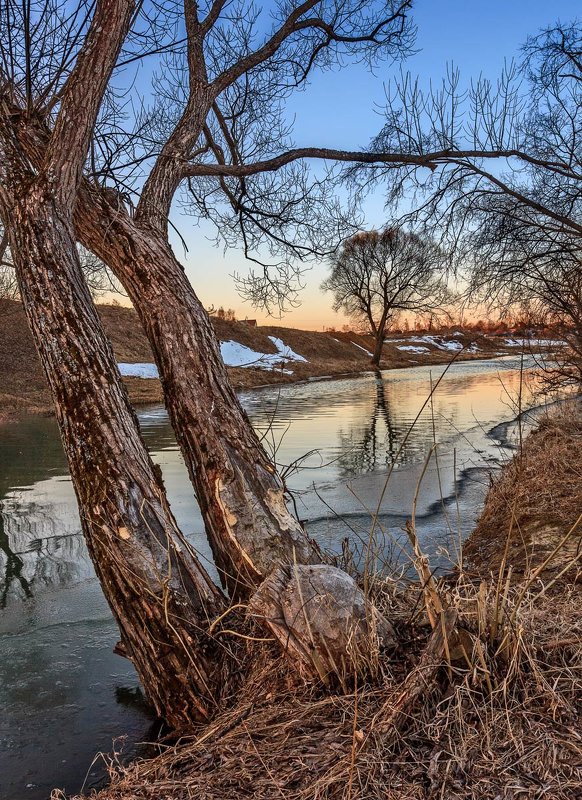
6, 179, 229, 727
75, 190, 319, 598
18, 114, 319, 599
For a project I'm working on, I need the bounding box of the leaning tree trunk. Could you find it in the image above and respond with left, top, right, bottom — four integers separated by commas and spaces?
12, 113, 395, 689
17, 113, 318, 598
6, 178, 230, 727
75, 190, 319, 598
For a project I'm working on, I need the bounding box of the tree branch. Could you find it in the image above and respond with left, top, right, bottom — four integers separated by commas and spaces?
210, 0, 320, 95
200, 0, 228, 35
181, 145, 581, 180
44, 0, 135, 206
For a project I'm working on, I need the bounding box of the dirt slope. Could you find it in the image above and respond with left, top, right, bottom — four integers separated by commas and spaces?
0, 300, 534, 421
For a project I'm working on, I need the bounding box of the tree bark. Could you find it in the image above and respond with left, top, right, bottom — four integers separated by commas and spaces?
15, 112, 319, 597
5, 178, 229, 727
370, 331, 385, 367
29, 164, 314, 598
13, 112, 391, 691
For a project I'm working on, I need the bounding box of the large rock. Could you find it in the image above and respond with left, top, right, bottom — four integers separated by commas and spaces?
249, 564, 396, 684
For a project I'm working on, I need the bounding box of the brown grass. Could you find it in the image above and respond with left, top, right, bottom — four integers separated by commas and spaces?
464, 402, 582, 582
55, 572, 582, 800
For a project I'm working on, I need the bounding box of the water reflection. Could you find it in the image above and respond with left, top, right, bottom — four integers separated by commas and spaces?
336, 372, 397, 475
0, 356, 544, 607
0, 507, 33, 607
0, 355, 562, 800
0, 483, 91, 609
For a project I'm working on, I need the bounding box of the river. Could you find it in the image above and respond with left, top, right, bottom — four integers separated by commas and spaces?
0, 356, 554, 799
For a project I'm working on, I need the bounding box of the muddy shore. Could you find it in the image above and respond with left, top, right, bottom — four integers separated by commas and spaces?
0, 299, 546, 423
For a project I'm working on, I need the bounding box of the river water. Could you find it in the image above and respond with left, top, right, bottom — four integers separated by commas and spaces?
0, 356, 553, 799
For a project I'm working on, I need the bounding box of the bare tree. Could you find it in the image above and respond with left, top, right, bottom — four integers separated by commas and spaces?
5, 0, 424, 601
0, 0, 231, 728
466, 215, 582, 388
347, 22, 581, 386
1, 0, 418, 724
322, 228, 448, 365
359, 24, 580, 242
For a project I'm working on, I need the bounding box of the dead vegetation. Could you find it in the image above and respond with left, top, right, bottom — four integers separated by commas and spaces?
56, 403, 582, 800
55, 565, 582, 800
465, 402, 582, 582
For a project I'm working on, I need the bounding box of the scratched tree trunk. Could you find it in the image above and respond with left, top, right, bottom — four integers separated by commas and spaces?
16, 115, 318, 599
72, 195, 319, 598
7, 180, 229, 727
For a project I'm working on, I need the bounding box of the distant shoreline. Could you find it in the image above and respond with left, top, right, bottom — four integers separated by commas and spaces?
0, 299, 561, 424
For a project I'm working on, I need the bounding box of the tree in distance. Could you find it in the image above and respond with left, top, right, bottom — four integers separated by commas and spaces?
322, 228, 449, 366
355, 22, 581, 385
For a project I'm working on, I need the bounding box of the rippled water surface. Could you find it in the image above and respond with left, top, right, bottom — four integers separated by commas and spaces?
0, 356, 553, 799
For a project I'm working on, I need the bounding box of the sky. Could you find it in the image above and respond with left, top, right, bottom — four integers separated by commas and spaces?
129, 0, 581, 330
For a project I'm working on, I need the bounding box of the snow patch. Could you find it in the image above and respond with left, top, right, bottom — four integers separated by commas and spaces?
504, 337, 567, 348
220, 336, 307, 372
118, 362, 159, 379
267, 336, 307, 363
397, 345, 430, 354
118, 336, 306, 379
351, 341, 373, 357
384, 332, 463, 353
408, 335, 464, 352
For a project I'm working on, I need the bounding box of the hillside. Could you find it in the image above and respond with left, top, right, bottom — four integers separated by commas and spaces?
0, 300, 554, 421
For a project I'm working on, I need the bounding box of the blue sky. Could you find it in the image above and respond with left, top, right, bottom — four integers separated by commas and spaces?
166, 0, 580, 329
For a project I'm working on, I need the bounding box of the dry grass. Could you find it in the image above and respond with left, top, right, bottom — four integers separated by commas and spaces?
54, 567, 582, 800
465, 402, 582, 581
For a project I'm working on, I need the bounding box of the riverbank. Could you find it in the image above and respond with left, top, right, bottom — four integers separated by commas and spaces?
0, 299, 558, 423
64, 406, 582, 800
464, 400, 582, 584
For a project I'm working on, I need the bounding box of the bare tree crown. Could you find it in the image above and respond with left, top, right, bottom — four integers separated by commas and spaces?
322, 228, 449, 339
1, 0, 418, 310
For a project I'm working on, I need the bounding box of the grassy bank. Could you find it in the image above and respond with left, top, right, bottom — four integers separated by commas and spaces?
0, 299, 542, 423
55, 404, 582, 800
464, 402, 582, 584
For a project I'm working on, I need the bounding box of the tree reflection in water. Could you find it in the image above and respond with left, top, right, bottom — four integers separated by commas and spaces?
0, 494, 90, 607
336, 372, 407, 477
0, 504, 33, 608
